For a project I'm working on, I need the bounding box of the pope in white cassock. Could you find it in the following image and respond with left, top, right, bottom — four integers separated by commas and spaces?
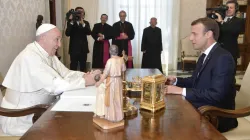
0, 24, 99, 136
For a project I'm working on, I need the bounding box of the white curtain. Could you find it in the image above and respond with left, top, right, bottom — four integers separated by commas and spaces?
97, 0, 180, 73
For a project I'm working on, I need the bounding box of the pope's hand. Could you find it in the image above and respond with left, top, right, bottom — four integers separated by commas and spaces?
83, 73, 96, 86
91, 69, 101, 75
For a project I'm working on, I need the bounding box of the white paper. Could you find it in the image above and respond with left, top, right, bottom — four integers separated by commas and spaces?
61, 86, 97, 99
51, 86, 97, 112
51, 98, 96, 112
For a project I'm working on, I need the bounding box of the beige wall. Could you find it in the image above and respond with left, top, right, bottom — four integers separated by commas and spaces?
0, 0, 47, 83
179, 0, 206, 60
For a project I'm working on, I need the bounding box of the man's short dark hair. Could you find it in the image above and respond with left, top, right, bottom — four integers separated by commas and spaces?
191, 17, 220, 41
75, 7, 83, 11
119, 10, 126, 16
101, 14, 108, 18
75, 7, 85, 15
226, 0, 239, 12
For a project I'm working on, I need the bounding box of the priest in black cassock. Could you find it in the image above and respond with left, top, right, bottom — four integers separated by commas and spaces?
91, 14, 113, 68
112, 10, 135, 68
141, 17, 163, 73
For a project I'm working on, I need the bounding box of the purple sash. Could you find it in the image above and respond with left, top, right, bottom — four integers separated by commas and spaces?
103, 40, 109, 67
128, 41, 133, 68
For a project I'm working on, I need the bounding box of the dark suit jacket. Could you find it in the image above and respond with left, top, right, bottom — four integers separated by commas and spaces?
218, 16, 244, 59
177, 43, 237, 132
65, 20, 91, 54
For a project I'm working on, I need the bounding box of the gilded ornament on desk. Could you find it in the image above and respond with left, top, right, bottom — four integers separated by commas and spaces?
140, 74, 166, 112
132, 76, 142, 89
121, 50, 138, 117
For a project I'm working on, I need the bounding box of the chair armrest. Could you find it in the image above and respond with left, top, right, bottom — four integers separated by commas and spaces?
198, 105, 250, 128
235, 83, 241, 91
0, 104, 50, 123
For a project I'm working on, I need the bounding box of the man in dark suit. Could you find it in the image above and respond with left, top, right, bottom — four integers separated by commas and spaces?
141, 17, 163, 73
165, 17, 237, 133
215, 0, 244, 64
65, 7, 91, 72
91, 14, 113, 68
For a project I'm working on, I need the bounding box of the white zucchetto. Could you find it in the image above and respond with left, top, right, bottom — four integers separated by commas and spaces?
36, 23, 56, 36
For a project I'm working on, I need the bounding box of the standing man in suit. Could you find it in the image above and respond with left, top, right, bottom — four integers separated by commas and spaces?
215, 0, 244, 64
66, 7, 91, 72
141, 17, 163, 73
165, 17, 237, 133
112, 10, 135, 68
91, 14, 113, 68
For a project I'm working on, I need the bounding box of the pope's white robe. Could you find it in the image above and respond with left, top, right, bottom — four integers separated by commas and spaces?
1, 41, 86, 136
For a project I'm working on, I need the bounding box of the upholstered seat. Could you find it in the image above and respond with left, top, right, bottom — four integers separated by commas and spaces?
222, 117, 250, 140
222, 63, 250, 140
0, 88, 21, 139
199, 63, 250, 140
181, 36, 200, 71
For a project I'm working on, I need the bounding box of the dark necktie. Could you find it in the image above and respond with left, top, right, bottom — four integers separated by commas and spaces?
226, 18, 231, 23
196, 53, 206, 74
193, 53, 206, 87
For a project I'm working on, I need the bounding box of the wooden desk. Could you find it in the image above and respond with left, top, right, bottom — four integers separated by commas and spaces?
20, 69, 226, 140
21, 95, 225, 140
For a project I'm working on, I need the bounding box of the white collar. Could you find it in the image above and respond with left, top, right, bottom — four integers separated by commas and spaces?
34, 41, 50, 58
226, 16, 233, 19
224, 16, 233, 22
203, 42, 216, 56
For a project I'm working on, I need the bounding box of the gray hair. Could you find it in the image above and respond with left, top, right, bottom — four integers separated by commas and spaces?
109, 45, 118, 56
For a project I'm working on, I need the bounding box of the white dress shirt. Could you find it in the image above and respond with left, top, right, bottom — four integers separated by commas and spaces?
224, 16, 233, 22
70, 21, 85, 27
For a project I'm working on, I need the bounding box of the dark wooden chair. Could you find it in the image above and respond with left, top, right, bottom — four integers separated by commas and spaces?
198, 63, 250, 140
0, 84, 49, 138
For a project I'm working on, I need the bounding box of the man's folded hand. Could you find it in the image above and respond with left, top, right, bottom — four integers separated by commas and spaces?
164, 85, 183, 95
165, 76, 177, 85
